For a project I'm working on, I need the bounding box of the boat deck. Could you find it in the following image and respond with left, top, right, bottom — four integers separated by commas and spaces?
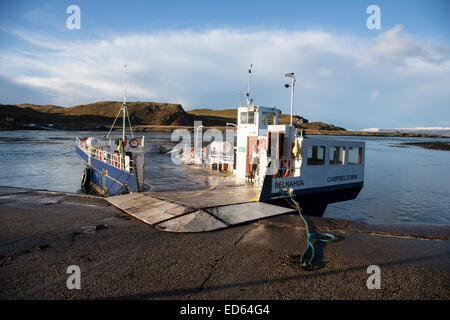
144, 153, 260, 207
106, 153, 295, 232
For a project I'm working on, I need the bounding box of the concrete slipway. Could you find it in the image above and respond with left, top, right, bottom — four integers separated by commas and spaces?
0, 185, 449, 299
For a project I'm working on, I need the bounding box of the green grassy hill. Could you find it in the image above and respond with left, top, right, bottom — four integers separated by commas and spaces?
0, 102, 345, 131
1, 102, 236, 130
2, 102, 446, 137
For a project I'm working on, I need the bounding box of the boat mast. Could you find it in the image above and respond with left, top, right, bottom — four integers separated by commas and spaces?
106, 64, 133, 140
246, 64, 253, 106
123, 64, 127, 142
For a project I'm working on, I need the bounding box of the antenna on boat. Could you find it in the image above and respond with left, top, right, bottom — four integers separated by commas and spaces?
284, 72, 296, 126
239, 91, 243, 108
246, 64, 253, 106
106, 64, 134, 140
123, 64, 127, 142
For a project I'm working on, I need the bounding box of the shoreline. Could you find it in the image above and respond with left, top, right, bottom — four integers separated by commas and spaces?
399, 141, 450, 151
1, 125, 448, 138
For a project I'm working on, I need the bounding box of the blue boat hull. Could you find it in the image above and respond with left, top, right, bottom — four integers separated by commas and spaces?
259, 174, 363, 217
76, 145, 138, 196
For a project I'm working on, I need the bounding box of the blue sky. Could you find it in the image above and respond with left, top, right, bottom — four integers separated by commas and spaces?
0, 0, 449, 129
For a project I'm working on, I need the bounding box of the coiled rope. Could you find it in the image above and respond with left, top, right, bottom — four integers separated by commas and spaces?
281, 188, 336, 270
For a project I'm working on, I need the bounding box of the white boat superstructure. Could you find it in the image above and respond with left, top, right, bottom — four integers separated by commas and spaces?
184, 67, 365, 216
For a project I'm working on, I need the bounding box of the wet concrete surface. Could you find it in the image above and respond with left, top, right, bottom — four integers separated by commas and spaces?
0, 186, 449, 300
144, 153, 261, 207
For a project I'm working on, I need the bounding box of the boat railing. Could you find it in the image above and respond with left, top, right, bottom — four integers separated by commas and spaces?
207, 153, 234, 164
76, 138, 134, 172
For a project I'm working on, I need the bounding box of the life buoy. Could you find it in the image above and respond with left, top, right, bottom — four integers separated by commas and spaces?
283, 160, 290, 178
277, 160, 290, 178
80, 137, 88, 142
129, 138, 139, 148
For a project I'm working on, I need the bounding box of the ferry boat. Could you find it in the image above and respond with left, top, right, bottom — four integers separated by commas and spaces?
183, 68, 365, 216
76, 65, 364, 217
75, 65, 145, 196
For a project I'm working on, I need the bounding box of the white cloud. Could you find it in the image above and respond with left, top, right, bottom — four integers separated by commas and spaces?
0, 26, 449, 128
318, 68, 333, 77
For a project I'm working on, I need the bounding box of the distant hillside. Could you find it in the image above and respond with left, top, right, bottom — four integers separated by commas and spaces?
1, 101, 224, 130
187, 108, 238, 126
187, 108, 311, 127
0, 101, 348, 133
2, 102, 446, 137
188, 108, 238, 119
302, 121, 346, 131
1, 103, 314, 131
362, 127, 450, 137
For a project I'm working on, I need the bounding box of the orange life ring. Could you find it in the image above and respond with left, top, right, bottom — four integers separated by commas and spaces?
283, 160, 291, 178
278, 160, 290, 178
129, 138, 139, 148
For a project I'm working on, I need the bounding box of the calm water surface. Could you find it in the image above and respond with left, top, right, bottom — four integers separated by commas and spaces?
0, 130, 448, 225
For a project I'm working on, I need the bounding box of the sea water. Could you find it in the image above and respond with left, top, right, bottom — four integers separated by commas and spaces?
0, 130, 448, 224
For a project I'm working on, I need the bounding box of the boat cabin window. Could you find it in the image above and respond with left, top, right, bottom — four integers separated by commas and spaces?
307, 145, 325, 165
348, 147, 363, 165
240, 111, 255, 125
329, 146, 345, 165
261, 112, 276, 125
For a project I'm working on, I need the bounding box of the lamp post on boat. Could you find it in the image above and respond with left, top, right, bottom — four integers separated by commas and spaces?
284, 72, 296, 126
246, 64, 253, 106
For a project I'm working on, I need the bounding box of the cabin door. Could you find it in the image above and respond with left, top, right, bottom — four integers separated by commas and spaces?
246, 136, 258, 178
267, 131, 284, 159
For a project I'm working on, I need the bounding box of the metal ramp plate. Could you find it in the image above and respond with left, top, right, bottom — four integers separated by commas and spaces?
107, 193, 295, 233
207, 202, 295, 225
155, 210, 228, 233
106, 193, 196, 226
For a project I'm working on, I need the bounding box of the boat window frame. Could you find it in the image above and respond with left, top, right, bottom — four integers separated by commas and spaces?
307, 145, 326, 166
329, 146, 346, 165
261, 112, 276, 126
239, 111, 255, 125
348, 146, 363, 165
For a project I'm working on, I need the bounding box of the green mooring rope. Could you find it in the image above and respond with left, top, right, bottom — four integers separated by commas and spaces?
281, 188, 336, 270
